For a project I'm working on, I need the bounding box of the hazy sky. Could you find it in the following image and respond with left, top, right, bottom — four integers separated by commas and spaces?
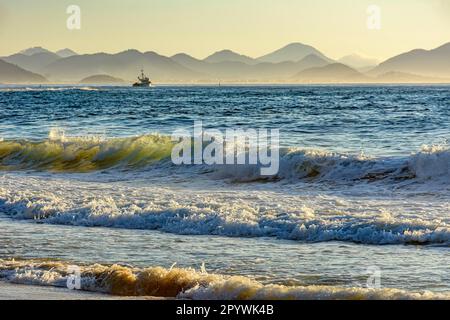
0, 0, 449, 60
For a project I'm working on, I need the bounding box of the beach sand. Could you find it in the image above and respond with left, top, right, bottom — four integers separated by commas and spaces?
0, 281, 166, 300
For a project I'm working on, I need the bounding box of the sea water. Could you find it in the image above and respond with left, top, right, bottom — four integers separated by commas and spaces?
0, 85, 449, 299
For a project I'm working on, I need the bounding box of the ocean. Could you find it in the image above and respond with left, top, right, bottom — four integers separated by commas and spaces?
0, 85, 449, 299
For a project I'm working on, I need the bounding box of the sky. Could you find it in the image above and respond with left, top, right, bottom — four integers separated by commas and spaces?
0, 0, 449, 61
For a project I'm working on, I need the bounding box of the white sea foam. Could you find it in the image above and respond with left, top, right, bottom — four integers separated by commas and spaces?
0, 259, 448, 300
409, 145, 450, 180
0, 168, 449, 245
0, 86, 100, 92
1, 131, 449, 245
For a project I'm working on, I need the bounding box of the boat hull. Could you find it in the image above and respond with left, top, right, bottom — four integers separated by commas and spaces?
132, 83, 151, 87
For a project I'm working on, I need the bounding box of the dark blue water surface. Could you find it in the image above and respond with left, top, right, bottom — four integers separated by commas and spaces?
1, 85, 449, 155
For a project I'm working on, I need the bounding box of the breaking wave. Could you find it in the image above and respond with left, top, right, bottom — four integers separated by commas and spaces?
1, 185, 449, 245
1, 132, 449, 245
0, 131, 449, 185
0, 259, 448, 300
0, 131, 173, 171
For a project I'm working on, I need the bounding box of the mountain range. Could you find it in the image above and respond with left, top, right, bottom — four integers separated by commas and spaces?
370, 43, 450, 78
0, 59, 47, 83
1, 42, 449, 84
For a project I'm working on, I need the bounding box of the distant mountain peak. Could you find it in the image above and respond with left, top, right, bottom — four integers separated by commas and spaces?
293, 63, 366, 83
258, 42, 333, 63
56, 48, 78, 58
435, 42, 450, 51
118, 49, 143, 55
204, 50, 257, 64
215, 49, 234, 54
172, 53, 192, 58
171, 53, 201, 62
371, 41, 450, 77
114, 49, 144, 60
281, 42, 315, 50
19, 47, 53, 56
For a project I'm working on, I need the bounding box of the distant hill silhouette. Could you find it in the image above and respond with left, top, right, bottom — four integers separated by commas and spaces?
79, 74, 125, 84
2, 42, 450, 83
338, 54, 379, 70
0, 59, 47, 83
19, 47, 53, 56
204, 50, 258, 65
171, 53, 206, 70
370, 43, 450, 77
293, 63, 367, 83
296, 54, 330, 70
171, 52, 329, 81
375, 71, 448, 83
3, 52, 61, 74
42, 50, 201, 82
56, 48, 78, 58
258, 43, 333, 63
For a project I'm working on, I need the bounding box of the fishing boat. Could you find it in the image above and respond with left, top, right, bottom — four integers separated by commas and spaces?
132, 69, 152, 87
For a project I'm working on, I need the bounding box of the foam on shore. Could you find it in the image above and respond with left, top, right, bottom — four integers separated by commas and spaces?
0, 259, 448, 300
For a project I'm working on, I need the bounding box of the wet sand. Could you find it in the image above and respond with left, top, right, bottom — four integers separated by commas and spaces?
0, 281, 166, 300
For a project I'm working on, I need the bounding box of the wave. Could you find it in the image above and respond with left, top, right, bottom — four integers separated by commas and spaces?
215, 145, 450, 183
1, 131, 449, 184
0, 259, 447, 300
0, 86, 100, 92
1, 187, 448, 245
1, 131, 449, 245
0, 131, 173, 171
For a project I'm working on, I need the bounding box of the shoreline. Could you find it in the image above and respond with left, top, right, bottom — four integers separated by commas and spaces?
0, 281, 166, 300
